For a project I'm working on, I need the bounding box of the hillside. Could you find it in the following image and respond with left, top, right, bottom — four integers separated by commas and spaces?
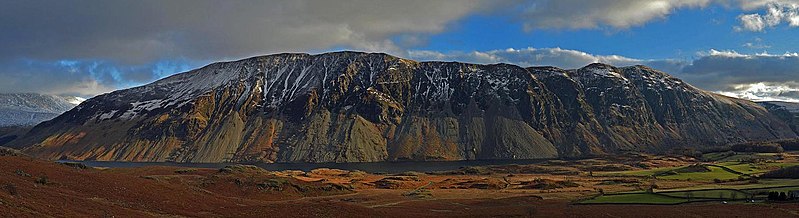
758, 101, 799, 135
9, 51, 797, 162
0, 93, 81, 127
0, 93, 82, 146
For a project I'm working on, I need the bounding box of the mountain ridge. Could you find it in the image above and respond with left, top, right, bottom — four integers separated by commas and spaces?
9, 51, 797, 162
0, 93, 82, 146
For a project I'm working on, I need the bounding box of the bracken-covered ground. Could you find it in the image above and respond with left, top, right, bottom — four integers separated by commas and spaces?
3, 151, 799, 217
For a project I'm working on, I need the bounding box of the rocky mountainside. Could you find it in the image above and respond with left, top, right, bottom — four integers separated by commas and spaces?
758, 101, 799, 135
9, 52, 797, 162
0, 93, 82, 146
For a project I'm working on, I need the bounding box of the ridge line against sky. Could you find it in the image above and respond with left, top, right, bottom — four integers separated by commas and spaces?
1, 0, 799, 102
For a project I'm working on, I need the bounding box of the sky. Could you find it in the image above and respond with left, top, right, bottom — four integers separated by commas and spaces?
2, 0, 799, 102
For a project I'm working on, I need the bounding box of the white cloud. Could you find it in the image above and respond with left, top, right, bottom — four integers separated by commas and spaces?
742, 37, 772, 49
516, 0, 713, 30
717, 82, 799, 102
736, 2, 799, 32
678, 49, 799, 102
409, 47, 646, 69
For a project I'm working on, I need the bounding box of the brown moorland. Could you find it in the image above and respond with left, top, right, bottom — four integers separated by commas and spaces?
3, 151, 799, 217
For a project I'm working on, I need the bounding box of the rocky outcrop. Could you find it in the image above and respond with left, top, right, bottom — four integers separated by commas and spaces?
9, 51, 797, 162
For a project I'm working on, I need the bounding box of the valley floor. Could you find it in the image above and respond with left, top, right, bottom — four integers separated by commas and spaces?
2, 151, 799, 217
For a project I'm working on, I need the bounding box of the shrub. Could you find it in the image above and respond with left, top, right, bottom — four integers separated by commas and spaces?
730, 142, 784, 153
762, 165, 799, 179
3, 184, 17, 195
59, 162, 88, 169
174, 169, 197, 174
15, 169, 30, 177
776, 139, 799, 151
35, 175, 49, 185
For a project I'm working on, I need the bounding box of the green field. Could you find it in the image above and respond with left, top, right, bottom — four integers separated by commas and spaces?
595, 167, 680, 177
702, 152, 781, 162
664, 179, 799, 191
581, 193, 688, 204
581, 180, 799, 204
717, 162, 765, 174
596, 165, 744, 181
657, 165, 742, 181
659, 189, 750, 200
583, 151, 799, 204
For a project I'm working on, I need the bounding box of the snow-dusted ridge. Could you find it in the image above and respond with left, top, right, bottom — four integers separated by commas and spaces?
81, 51, 703, 122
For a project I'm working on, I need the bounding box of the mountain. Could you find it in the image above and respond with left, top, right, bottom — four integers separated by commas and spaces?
758, 101, 799, 135
9, 51, 797, 162
0, 93, 82, 127
0, 93, 82, 145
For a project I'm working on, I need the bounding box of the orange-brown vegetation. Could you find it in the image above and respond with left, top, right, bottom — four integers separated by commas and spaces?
3, 151, 799, 217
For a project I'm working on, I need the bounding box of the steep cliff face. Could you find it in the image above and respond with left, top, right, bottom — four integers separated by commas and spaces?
10, 52, 797, 162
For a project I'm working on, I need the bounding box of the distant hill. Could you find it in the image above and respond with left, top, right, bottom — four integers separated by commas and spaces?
0, 93, 83, 146
758, 101, 799, 135
9, 51, 797, 163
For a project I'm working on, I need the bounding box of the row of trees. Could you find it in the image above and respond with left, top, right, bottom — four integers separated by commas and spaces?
767, 191, 798, 201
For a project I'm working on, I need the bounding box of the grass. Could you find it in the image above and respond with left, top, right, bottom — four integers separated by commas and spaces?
663, 179, 799, 192
598, 165, 743, 181
581, 193, 688, 204
659, 189, 750, 200
717, 162, 765, 174
657, 166, 742, 181
594, 167, 680, 177
702, 152, 781, 162
702, 151, 734, 162
712, 161, 799, 176
718, 153, 780, 163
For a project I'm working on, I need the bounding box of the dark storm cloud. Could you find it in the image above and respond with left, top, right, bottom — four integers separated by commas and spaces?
670, 50, 799, 102
0, 0, 517, 96
2, 0, 799, 102
0, 0, 510, 64
677, 50, 799, 91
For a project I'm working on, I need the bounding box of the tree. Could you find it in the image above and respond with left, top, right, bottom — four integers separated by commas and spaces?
768, 191, 778, 200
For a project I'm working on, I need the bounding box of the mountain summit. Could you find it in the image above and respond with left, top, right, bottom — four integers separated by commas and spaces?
9, 51, 797, 162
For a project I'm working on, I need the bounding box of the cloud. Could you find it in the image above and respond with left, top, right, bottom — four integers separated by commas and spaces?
0, 59, 197, 97
408, 47, 688, 73
677, 49, 799, 101
0, 60, 115, 97
0, 0, 511, 65
717, 82, 799, 102
0, 0, 518, 96
742, 37, 772, 49
735, 2, 799, 32
1, 0, 797, 102
515, 0, 713, 31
